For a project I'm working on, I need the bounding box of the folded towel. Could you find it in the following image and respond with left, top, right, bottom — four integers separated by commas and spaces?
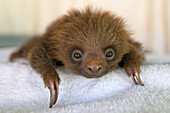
0, 62, 170, 113
0, 48, 170, 113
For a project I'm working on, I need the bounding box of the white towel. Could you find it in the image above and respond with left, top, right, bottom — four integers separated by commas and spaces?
0, 48, 170, 113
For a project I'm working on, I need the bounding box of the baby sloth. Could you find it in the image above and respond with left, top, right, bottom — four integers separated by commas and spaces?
10, 7, 144, 108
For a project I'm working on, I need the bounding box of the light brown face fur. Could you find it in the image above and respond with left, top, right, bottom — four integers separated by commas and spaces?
47, 7, 132, 78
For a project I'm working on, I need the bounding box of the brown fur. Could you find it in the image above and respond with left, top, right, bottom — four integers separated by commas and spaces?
10, 7, 144, 107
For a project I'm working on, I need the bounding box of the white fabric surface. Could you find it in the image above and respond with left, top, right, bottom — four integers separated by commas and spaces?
0, 48, 170, 113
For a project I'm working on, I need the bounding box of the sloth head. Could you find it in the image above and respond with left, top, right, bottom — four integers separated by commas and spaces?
48, 7, 130, 78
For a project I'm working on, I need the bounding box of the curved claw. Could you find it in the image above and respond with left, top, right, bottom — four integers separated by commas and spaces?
134, 72, 144, 86
53, 81, 59, 105
49, 82, 55, 108
130, 75, 138, 84
49, 81, 59, 108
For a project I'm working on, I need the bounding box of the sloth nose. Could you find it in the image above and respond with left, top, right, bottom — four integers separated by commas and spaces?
87, 64, 103, 74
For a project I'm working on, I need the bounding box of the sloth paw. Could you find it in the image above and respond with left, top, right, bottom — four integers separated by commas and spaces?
124, 64, 144, 86
43, 72, 60, 108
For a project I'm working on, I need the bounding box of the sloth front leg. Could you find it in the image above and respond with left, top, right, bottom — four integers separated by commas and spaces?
120, 46, 144, 86
28, 45, 60, 108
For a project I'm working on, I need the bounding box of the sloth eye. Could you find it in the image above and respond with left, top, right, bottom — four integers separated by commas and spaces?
106, 51, 113, 57
105, 48, 115, 60
72, 50, 82, 61
74, 53, 82, 59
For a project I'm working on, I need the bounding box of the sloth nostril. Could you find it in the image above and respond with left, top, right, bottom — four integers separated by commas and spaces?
88, 67, 92, 72
98, 66, 102, 71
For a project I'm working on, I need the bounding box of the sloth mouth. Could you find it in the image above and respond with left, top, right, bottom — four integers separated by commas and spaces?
83, 74, 104, 78
81, 69, 108, 79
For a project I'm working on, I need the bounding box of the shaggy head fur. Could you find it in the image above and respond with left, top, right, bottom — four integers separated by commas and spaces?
47, 7, 131, 78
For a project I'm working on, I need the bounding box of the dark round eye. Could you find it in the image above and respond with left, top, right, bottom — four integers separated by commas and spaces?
106, 51, 113, 57
74, 52, 82, 59
105, 48, 115, 60
72, 50, 82, 61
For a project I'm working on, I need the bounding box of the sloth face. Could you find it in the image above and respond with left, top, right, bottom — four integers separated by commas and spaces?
49, 7, 129, 78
